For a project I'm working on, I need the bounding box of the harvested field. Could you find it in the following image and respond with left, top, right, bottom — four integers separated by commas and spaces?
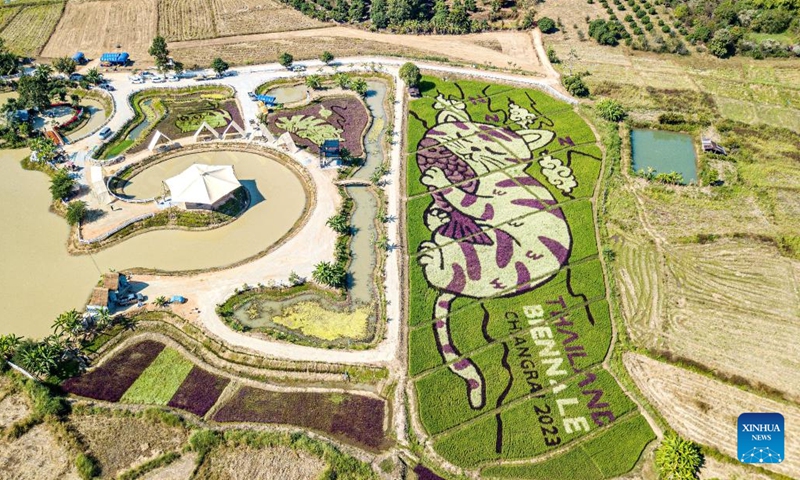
0, 392, 29, 430
625, 353, 800, 478
0, 424, 79, 480
698, 456, 772, 480
70, 413, 188, 478
62, 340, 165, 402
194, 445, 326, 480
41, 0, 157, 60
0, 3, 64, 56
625, 239, 800, 401
157, 0, 216, 42
211, 0, 323, 36
167, 366, 230, 417
212, 387, 387, 450
139, 452, 196, 480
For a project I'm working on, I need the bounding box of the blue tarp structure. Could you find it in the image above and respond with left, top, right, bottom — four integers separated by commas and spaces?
72, 52, 86, 64
255, 94, 276, 105
170, 296, 186, 304
100, 52, 129, 65
321, 139, 340, 158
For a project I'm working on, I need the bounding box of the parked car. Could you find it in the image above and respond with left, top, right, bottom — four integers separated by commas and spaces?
166, 74, 179, 82
130, 76, 144, 84
98, 127, 112, 140
289, 65, 306, 72
99, 83, 115, 91
151, 75, 165, 83
69, 73, 83, 81
117, 292, 144, 306
140, 71, 156, 78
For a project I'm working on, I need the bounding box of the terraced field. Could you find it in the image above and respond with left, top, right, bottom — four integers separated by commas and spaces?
0, 2, 63, 56
625, 353, 800, 478
406, 77, 654, 476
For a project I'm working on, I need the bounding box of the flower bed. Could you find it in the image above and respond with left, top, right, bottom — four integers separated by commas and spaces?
267, 96, 369, 157
212, 387, 386, 450
62, 340, 165, 402
167, 366, 230, 417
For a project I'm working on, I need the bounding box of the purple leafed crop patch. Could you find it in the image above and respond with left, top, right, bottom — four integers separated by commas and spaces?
62, 340, 165, 402
267, 96, 369, 157
167, 366, 230, 417
212, 386, 386, 450
413, 465, 446, 480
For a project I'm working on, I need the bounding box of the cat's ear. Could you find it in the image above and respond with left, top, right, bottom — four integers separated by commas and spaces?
518, 129, 555, 151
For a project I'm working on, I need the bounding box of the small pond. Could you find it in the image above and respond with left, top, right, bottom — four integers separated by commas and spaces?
265, 85, 309, 104
630, 129, 697, 184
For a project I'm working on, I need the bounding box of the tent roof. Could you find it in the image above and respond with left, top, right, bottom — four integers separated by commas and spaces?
164, 164, 240, 205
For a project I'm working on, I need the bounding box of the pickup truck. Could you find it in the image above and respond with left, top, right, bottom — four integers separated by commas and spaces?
117, 292, 144, 306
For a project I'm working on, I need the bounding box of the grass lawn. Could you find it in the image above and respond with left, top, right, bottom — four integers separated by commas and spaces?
120, 347, 194, 405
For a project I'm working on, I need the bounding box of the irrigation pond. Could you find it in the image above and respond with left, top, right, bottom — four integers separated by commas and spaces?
630, 129, 698, 183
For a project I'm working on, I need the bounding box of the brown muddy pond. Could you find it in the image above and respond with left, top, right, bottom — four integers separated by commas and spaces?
0, 149, 307, 338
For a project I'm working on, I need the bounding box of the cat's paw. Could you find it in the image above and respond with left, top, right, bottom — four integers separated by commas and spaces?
421, 167, 449, 189
424, 208, 450, 230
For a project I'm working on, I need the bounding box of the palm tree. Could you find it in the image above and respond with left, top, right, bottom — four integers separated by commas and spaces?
95, 307, 112, 330
312, 261, 347, 288
655, 432, 703, 480
155, 296, 169, 308
334, 73, 351, 89
305, 75, 322, 90
34, 63, 53, 80
52, 309, 82, 341
84, 68, 102, 85
0, 334, 21, 360
326, 212, 350, 234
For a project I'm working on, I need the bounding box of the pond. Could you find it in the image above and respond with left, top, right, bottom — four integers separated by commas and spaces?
0, 148, 307, 339
265, 85, 309, 105
630, 129, 697, 184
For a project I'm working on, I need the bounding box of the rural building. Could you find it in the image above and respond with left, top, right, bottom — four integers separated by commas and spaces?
86, 287, 110, 313
100, 52, 129, 67
164, 163, 241, 210
320, 139, 341, 167
701, 137, 727, 155
408, 86, 421, 98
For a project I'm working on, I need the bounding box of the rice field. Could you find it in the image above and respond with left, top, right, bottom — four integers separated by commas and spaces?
0, 2, 64, 56
158, 0, 217, 41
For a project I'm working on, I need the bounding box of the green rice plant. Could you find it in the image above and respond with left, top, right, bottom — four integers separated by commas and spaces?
120, 348, 194, 405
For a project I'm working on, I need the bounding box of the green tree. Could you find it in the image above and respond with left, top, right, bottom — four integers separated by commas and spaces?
333, 0, 350, 22
0, 39, 18, 76
278, 52, 294, 68
595, 98, 626, 121
546, 46, 560, 63
399, 62, 421, 87
335, 72, 352, 89
49, 168, 75, 200
148, 36, 170, 70
588, 19, 624, 45
708, 28, 736, 57
312, 261, 347, 288
388, 0, 412, 25
29, 137, 58, 163
34, 64, 53, 80
538, 16, 557, 33
351, 78, 368, 96
655, 433, 703, 480
211, 57, 230, 76
432, 0, 450, 32
320, 51, 334, 64
84, 68, 102, 85
65, 200, 87, 226
305, 74, 323, 89
0, 334, 21, 361
464, 0, 477, 12
52, 309, 82, 340
448, 0, 471, 33
563, 73, 590, 97
349, 0, 367, 21
18, 72, 52, 110
370, 0, 389, 28
327, 212, 350, 234
53, 57, 77, 76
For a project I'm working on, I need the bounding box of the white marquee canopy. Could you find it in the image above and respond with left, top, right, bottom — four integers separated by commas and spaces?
164, 164, 240, 205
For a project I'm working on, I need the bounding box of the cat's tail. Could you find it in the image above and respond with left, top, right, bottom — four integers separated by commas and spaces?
432, 292, 486, 410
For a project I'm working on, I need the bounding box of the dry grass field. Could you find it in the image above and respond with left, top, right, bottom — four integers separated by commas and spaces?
194, 445, 326, 480
70, 413, 188, 478
41, 0, 157, 60
158, 0, 217, 41
0, 2, 64, 56
625, 353, 800, 478
0, 7, 20, 30
211, 0, 323, 37
139, 453, 196, 480
0, 424, 81, 480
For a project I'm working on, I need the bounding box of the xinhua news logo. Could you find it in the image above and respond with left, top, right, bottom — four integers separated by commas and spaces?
738, 412, 784, 464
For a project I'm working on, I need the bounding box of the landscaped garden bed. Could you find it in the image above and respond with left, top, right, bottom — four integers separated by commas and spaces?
211, 387, 387, 451
267, 96, 369, 157
405, 77, 654, 474
167, 367, 230, 417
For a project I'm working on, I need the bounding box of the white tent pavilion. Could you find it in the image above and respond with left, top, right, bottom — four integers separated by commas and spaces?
164, 164, 240, 208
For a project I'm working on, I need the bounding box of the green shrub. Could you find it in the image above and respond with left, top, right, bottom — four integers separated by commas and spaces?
75, 453, 99, 480
546, 46, 560, 63
596, 99, 626, 121
563, 73, 590, 97
189, 429, 221, 457
655, 432, 703, 480
538, 16, 557, 33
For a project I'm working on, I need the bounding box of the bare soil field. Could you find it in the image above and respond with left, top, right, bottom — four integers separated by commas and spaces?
171, 27, 546, 73
212, 0, 323, 37
194, 445, 326, 479
625, 353, 800, 478
0, 424, 80, 480
698, 456, 773, 480
70, 413, 188, 478
0, 2, 64, 56
0, 392, 29, 430
41, 0, 157, 60
157, 0, 217, 41
139, 452, 197, 480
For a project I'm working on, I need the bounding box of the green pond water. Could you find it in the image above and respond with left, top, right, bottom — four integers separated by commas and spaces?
630, 129, 698, 184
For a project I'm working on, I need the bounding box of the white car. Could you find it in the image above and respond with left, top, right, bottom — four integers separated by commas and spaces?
166, 74, 179, 82
130, 76, 144, 84
151, 75, 165, 83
